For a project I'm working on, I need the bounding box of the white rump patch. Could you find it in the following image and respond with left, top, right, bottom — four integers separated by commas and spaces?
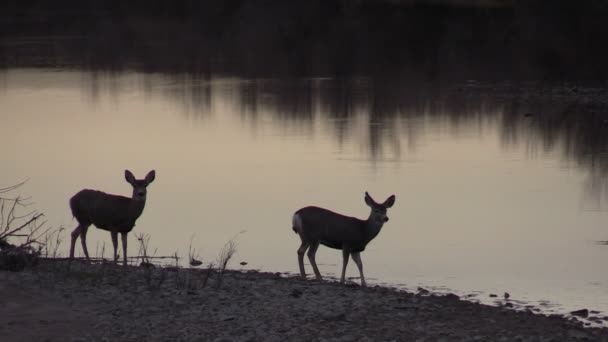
292, 213, 303, 234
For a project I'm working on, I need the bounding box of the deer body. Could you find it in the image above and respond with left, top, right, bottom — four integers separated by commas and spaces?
69, 170, 155, 266
294, 207, 381, 252
293, 192, 395, 287
70, 190, 145, 233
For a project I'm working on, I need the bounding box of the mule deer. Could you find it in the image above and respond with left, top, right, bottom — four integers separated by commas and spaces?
68, 170, 156, 266
292, 192, 395, 287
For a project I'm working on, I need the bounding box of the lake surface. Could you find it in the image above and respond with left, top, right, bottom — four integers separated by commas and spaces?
1, 68, 608, 320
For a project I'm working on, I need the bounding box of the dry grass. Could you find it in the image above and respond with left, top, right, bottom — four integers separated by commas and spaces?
214, 231, 244, 288
0, 181, 59, 271
134, 233, 166, 290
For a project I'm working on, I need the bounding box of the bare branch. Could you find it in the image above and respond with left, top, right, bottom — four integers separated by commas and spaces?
11, 209, 37, 221
0, 200, 5, 229
0, 213, 43, 241
5, 196, 21, 230
0, 179, 28, 194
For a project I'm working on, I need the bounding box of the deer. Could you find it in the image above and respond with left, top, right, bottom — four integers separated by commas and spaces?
292, 191, 396, 287
68, 170, 156, 266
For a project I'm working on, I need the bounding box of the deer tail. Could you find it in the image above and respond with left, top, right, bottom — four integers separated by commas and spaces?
292, 211, 303, 235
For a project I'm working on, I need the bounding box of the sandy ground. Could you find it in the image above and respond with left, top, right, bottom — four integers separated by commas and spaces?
1, 260, 607, 342
0, 272, 96, 342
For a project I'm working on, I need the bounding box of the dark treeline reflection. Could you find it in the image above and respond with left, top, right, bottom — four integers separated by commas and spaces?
2, 0, 608, 81
126, 73, 608, 197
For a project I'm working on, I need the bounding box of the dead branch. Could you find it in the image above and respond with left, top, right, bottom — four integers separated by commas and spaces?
0, 179, 28, 194
0, 213, 44, 241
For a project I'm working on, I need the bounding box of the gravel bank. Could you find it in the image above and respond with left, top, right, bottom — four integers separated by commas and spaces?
1, 260, 607, 342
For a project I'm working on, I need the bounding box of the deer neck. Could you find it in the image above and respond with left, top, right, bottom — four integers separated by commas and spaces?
129, 198, 146, 221
364, 214, 384, 242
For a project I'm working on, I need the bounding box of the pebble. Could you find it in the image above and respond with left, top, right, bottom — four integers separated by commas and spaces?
570, 309, 589, 318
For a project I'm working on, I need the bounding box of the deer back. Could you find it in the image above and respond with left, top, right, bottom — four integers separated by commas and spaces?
295, 206, 370, 251
70, 189, 145, 232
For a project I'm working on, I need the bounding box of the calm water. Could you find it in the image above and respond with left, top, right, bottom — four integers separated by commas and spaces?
1, 69, 608, 320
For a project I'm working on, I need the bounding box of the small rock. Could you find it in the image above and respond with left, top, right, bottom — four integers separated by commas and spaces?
504, 292, 510, 300
290, 289, 303, 298
417, 287, 429, 294
189, 258, 203, 267
140, 261, 155, 269
489, 294, 498, 298
444, 293, 459, 300
322, 312, 346, 321
240, 261, 248, 266
570, 309, 589, 318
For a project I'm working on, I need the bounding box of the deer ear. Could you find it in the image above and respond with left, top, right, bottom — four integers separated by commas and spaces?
383, 195, 396, 208
364, 191, 375, 207
144, 170, 156, 185
125, 170, 136, 185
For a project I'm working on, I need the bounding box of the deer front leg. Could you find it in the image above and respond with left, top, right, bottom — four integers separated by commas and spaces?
351, 252, 366, 287
79, 225, 91, 262
120, 232, 128, 266
111, 231, 118, 264
69, 224, 82, 262
340, 249, 350, 284
307, 241, 322, 280
297, 241, 310, 279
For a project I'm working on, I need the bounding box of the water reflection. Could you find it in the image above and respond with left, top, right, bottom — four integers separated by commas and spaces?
2, 0, 608, 193
2, 69, 608, 200
22, 70, 594, 208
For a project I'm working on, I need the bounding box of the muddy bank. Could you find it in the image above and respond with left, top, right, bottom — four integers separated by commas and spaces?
1, 261, 607, 342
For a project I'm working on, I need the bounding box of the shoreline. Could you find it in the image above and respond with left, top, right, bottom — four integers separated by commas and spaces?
277, 272, 608, 328
1, 260, 607, 341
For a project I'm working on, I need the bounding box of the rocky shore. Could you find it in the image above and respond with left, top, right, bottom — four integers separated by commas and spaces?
1, 260, 607, 342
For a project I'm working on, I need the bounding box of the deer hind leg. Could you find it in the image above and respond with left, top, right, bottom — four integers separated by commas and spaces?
111, 231, 119, 264
307, 241, 322, 280
69, 224, 82, 261
351, 252, 366, 287
340, 249, 350, 284
120, 232, 128, 266
297, 240, 311, 279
